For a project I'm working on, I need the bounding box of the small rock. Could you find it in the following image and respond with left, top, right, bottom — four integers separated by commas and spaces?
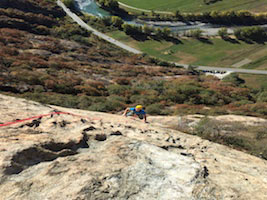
59, 120, 70, 128
203, 166, 209, 178
180, 152, 193, 157
95, 134, 107, 141
81, 119, 87, 123
26, 119, 41, 128
83, 126, 96, 132
110, 131, 122, 136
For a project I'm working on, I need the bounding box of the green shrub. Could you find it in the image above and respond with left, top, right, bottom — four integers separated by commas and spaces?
77, 95, 93, 110
223, 136, 252, 150
111, 16, 123, 28
218, 28, 228, 39
194, 117, 222, 140
62, 0, 75, 10
223, 73, 245, 86
146, 103, 164, 115
130, 94, 159, 105
89, 99, 124, 112
257, 91, 267, 102
107, 84, 129, 96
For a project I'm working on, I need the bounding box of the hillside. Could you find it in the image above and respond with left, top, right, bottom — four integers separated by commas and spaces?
1, 0, 267, 118
0, 94, 267, 199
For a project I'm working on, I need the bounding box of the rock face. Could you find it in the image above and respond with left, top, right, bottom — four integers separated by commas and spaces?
0, 94, 267, 200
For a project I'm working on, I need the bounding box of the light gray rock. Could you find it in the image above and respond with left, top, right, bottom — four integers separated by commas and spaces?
0, 94, 266, 200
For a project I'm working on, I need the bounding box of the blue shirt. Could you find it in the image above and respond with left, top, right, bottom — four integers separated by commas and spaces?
130, 108, 146, 115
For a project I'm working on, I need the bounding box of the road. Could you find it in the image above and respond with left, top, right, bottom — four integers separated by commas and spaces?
175, 63, 267, 75
57, 0, 142, 54
118, 2, 172, 14
57, 0, 267, 75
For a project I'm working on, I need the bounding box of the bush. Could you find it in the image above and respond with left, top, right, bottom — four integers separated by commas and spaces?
89, 98, 124, 112
111, 16, 123, 28
107, 84, 129, 96
188, 29, 203, 39
130, 94, 159, 105
77, 95, 93, 110
222, 73, 245, 86
146, 103, 164, 115
257, 91, 267, 102
218, 28, 228, 39
194, 117, 222, 140
223, 136, 252, 150
62, 0, 75, 10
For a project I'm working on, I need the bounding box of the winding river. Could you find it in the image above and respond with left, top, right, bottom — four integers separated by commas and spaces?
75, 0, 267, 36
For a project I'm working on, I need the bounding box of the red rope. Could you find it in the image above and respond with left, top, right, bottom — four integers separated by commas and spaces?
0, 111, 102, 128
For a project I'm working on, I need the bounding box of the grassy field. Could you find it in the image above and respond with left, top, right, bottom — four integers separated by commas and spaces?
240, 74, 267, 90
108, 30, 267, 69
118, 0, 267, 13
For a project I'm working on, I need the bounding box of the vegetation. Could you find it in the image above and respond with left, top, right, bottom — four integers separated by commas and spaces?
218, 28, 228, 39
107, 30, 267, 69
62, 0, 75, 10
175, 116, 267, 160
96, 0, 128, 16
137, 10, 267, 26
234, 26, 267, 43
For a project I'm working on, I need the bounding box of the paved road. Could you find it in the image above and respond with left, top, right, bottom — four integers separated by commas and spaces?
57, 0, 267, 75
57, 0, 142, 54
175, 63, 267, 75
118, 2, 172, 14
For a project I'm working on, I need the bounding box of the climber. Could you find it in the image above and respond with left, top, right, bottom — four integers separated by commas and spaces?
123, 105, 147, 123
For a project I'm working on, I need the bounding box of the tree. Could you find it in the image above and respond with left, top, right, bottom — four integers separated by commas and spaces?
122, 24, 142, 35
111, 16, 123, 28
162, 27, 171, 38
98, 0, 119, 10
223, 73, 245, 86
234, 26, 266, 42
102, 17, 112, 26
143, 25, 153, 35
63, 0, 75, 10
241, 26, 266, 42
189, 29, 203, 39
218, 28, 228, 39
174, 10, 180, 18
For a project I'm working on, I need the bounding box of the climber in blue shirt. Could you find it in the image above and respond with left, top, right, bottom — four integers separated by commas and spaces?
123, 105, 147, 123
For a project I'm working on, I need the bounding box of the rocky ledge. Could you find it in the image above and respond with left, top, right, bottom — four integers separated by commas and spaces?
0, 94, 266, 200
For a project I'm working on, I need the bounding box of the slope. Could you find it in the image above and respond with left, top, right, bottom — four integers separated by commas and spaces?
0, 94, 267, 199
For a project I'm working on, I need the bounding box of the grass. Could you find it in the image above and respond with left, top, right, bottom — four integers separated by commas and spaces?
107, 30, 267, 69
118, 0, 267, 13
240, 74, 267, 90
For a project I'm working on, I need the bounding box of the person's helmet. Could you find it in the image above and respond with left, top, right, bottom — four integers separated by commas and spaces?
136, 105, 143, 110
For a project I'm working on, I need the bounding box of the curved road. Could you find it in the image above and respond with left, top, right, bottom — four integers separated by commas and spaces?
118, 2, 172, 14
57, 0, 267, 75
57, 0, 141, 54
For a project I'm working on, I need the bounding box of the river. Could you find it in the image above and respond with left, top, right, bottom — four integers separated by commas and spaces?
75, 0, 267, 36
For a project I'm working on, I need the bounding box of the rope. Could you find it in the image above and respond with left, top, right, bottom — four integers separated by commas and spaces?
0, 111, 102, 128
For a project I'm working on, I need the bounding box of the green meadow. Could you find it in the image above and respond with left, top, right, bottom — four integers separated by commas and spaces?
108, 30, 267, 69
118, 0, 267, 13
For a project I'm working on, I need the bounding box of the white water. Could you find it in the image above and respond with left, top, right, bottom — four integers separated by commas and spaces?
76, 0, 110, 17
